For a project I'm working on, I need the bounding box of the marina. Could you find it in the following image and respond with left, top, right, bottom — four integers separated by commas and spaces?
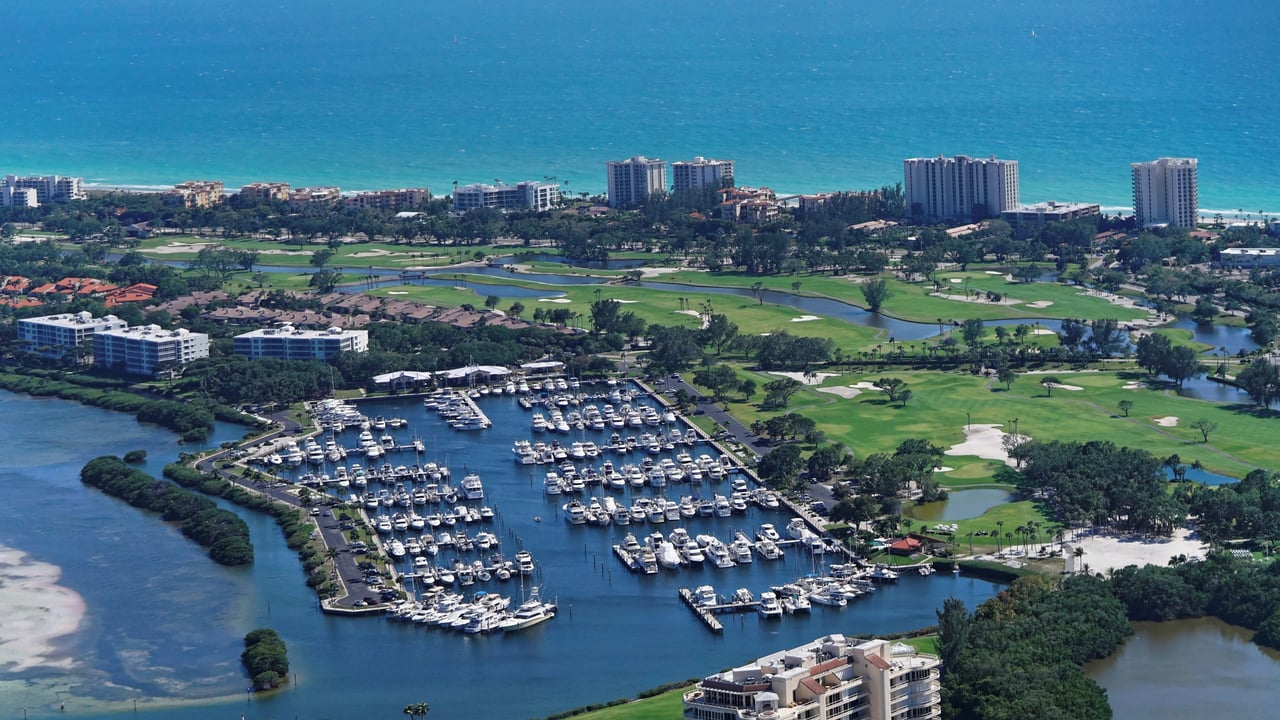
0, 386, 1007, 720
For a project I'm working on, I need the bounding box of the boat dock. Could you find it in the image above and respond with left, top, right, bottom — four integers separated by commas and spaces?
677, 588, 723, 633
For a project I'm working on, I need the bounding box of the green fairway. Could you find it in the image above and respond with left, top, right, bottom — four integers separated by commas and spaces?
728, 369, 1273, 479
651, 267, 1147, 323
136, 236, 515, 269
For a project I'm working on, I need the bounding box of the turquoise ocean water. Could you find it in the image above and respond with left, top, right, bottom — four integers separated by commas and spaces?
2, 0, 1277, 213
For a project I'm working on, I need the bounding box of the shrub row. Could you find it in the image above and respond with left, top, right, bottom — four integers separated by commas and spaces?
0, 372, 214, 441
242, 628, 289, 691
163, 463, 331, 596
80, 456, 253, 566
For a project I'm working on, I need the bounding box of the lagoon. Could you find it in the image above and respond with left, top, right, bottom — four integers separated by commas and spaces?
1087, 617, 1280, 719
908, 489, 1016, 522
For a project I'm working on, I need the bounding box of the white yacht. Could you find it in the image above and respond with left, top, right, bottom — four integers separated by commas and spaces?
461, 473, 484, 500
757, 591, 783, 618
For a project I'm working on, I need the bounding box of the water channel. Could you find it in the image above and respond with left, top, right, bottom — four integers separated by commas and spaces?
1086, 617, 1280, 719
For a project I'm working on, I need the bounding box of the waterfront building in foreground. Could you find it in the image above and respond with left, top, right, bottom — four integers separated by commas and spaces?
683, 635, 941, 720
234, 324, 368, 361
2, 174, 85, 205
1001, 200, 1101, 232
164, 180, 225, 208
452, 181, 561, 212
903, 154, 1019, 222
93, 325, 210, 376
1131, 157, 1198, 228
606, 156, 666, 208
17, 311, 127, 358
673, 157, 734, 193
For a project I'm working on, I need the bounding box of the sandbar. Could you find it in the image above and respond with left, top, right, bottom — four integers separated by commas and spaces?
1067, 527, 1208, 573
0, 547, 85, 672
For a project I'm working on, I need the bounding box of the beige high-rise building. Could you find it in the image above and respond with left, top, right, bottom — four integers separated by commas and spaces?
1131, 157, 1198, 228
606, 156, 666, 208
672, 157, 734, 193
903, 154, 1019, 222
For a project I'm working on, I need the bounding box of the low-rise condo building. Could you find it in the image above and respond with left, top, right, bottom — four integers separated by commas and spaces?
1001, 200, 1101, 232
343, 188, 430, 211
93, 325, 210, 377
683, 635, 941, 720
1, 185, 39, 208
164, 180, 225, 208
452, 181, 561, 212
17, 311, 128, 358
288, 186, 343, 208
233, 324, 368, 361
238, 182, 292, 203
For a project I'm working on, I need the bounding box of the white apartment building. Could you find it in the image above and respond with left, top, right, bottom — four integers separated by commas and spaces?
342, 188, 430, 211
2, 174, 86, 205
903, 154, 1019, 222
606, 156, 667, 208
93, 325, 210, 377
452, 181, 561, 212
1, 185, 38, 208
233, 324, 368, 362
1131, 157, 1198, 228
17, 312, 128, 358
672, 157, 735, 193
683, 635, 941, 720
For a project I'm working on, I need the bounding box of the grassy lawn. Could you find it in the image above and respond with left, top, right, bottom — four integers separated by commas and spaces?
900, 635, 939, 655
571, 688, 688, 720
727, 368, 1274, 479
1150, 327, 1216, 353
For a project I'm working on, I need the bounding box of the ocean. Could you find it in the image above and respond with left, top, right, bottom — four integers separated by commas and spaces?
2, 0, 1277, 212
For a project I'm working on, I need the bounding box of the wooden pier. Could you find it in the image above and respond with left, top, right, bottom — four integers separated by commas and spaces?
677, 588, 723, 633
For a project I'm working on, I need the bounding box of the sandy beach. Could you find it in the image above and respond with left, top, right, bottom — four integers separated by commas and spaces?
0, 547, 86, 672
1068, 527, 1208, 573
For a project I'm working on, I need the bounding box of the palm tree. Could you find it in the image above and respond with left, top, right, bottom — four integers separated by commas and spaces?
995, 520, 1004, 551
404, 701, 430, 720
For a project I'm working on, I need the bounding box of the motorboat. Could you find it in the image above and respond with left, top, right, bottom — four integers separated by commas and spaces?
757, 591, 783, 618
461, 472, 484, 500
499, 587, 557, 633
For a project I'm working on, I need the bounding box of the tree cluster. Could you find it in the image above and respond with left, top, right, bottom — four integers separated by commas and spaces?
1134, 333, 1206, 388
80, 456, 253, 565
1015, 440, 1187, 534
242, 628, 289, 690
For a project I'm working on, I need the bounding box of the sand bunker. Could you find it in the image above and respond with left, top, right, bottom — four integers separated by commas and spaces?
674, 309, 710, 329
387, 291, 408, 295
537, 297, 571, 303
817, 386, 862, 398
983, 270, 1003, 275
613, 299, 638, 303
1024, 300, 1054, 309
1031, 328, 1057, 336
146, 241, 218, 255
1045, 382, 1083, 391
1123, 381, 1143, 390
933, 466, 955, 472
790, 315, 820, 322
945, 423, 1023, 467
347, 249, 416, 258
1068, 527, 1208, 574
949, 278, 963, 283
0, 547, 85, 672
1153, 416, 1179, 427
931, 292, 1019, 305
